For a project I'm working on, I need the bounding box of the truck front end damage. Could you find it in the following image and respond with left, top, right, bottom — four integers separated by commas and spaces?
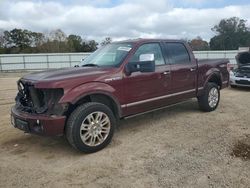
11, 79, 67, 136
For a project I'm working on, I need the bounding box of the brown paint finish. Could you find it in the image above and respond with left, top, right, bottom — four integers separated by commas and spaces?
11, 39, 229, 136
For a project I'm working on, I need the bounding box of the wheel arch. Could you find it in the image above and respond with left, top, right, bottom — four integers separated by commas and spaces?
67, 92, 122, 120
205, 72, 222, 89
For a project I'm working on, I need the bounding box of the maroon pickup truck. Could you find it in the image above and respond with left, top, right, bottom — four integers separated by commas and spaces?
11, 39, 229, 153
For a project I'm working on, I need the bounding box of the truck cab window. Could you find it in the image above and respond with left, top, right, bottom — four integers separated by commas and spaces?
80, 43, 133, 67
166, 43, 190, 64
129, 43, 165, 65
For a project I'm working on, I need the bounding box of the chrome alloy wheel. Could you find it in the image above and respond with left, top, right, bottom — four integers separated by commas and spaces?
208, 87, 219, 108
80, 112, 111, 147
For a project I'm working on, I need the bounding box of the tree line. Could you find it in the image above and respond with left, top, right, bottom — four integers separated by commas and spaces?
0, 17, 250, 54
188, 17, 250, 51
0, 29, 112, 54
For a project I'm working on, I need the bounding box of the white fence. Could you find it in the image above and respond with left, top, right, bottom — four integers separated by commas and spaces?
0, 53, 91, 71
0, 51, 239, 71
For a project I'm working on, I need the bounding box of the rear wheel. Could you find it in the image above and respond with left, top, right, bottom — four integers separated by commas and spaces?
66, 102, 116, 153
198, 82, 220, 112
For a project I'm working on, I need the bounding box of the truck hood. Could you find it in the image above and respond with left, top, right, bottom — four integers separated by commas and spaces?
20, 67, 119, 89
22, 67, 111, 82
236, 51, 250, 67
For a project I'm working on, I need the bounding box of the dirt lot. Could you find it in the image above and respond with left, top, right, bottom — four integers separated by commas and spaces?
0, 73, 250, 188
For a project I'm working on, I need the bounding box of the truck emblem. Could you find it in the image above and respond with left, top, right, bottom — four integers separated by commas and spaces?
105, 77, 122, 82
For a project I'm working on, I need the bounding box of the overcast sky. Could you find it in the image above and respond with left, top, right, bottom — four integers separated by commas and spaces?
0, 0, 250, 42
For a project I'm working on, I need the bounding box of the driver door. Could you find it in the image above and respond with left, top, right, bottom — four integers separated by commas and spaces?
123, 43, 171, 116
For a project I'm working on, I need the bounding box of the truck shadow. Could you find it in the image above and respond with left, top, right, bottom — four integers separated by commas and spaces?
2, 99, 199, 156
117, 99, 200, 132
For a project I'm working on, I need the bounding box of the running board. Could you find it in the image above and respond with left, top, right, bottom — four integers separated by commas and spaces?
123, 99, 195, 119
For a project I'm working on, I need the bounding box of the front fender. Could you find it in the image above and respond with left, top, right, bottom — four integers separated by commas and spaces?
59, 82, 118, 104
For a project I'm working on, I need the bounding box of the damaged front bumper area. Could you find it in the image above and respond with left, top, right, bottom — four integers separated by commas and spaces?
11, 80, 67, 136
11, 107, 66, 136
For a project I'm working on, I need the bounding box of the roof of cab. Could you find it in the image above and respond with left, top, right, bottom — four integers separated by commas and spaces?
114, 38, 186, 44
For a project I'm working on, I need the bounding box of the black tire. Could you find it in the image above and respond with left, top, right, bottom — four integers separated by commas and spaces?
197, 82, 220, 112
66, 102, 116, 153
230, 85, 237, 88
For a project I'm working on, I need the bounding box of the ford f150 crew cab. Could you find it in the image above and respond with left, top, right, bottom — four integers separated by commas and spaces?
11, 39, 229, 153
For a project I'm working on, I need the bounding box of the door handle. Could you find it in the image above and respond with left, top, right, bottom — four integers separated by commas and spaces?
163, 71, 170, 75
190, 68, 196, 72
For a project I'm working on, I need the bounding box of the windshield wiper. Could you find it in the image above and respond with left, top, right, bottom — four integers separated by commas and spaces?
81, 63, 99, 67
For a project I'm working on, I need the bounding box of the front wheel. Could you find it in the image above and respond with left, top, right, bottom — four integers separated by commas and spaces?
66, 102, 116, 153
198, 82, 220, 112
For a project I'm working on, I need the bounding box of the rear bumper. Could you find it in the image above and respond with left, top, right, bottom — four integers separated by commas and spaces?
230, 76, 250, 87
11, 106, 66, 136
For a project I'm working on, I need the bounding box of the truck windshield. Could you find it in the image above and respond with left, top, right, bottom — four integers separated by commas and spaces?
80, 43, 133, 67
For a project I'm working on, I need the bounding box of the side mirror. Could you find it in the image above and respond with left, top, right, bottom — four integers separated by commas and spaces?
125, 53, 155, 75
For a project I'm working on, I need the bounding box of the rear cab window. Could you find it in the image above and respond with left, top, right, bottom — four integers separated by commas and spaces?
165, 43, 191, 64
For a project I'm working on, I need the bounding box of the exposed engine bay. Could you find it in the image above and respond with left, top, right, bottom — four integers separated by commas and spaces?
15, 80, 66, 115
234, 51, 250, 78
230, 51, 250, 87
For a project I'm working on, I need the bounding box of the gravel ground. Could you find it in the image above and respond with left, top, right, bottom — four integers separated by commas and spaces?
0, 73, 249, 188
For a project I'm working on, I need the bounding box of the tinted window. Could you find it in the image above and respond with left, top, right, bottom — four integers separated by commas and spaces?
166, 43, 190, 64
129, 43, 165, 65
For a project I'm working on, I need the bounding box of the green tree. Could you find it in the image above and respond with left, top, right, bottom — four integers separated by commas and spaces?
0, 31, 5, 53
31, 32, 45, 47
87, 40, 98, 51
0, 30, 4, 47
67, 34, 83, 52
210, 17, 250, 50
0, 28, 100, 53
212, 17, 248, 34
3, 29, 33, 49
82, 40, 98, 52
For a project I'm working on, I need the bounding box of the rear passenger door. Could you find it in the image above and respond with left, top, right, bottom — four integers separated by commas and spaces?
164, 42, 196, 98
